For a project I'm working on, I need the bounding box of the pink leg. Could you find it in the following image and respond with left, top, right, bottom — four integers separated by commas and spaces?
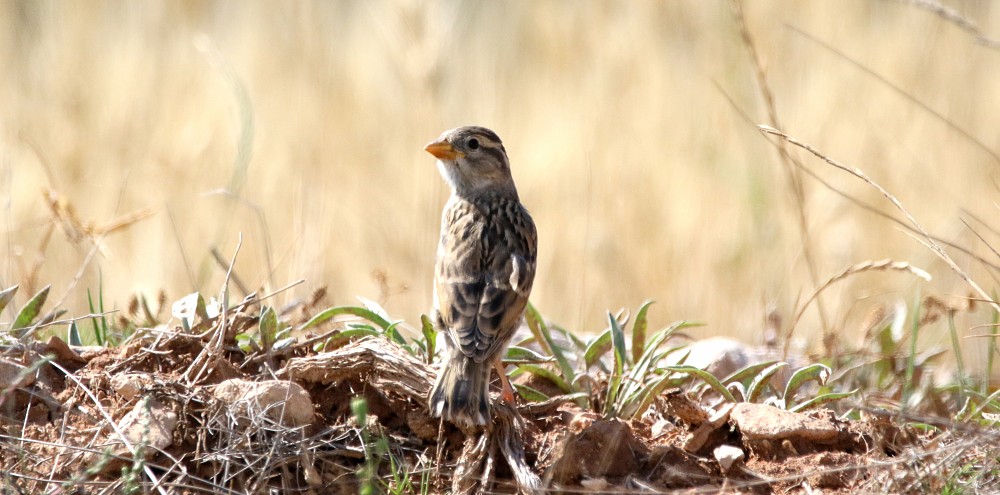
493, 358, 516, 405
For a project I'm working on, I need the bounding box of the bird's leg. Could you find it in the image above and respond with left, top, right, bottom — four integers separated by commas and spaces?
493, 358, 517, 405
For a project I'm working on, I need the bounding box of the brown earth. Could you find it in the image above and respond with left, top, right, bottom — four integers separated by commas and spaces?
0, 317, 979, 494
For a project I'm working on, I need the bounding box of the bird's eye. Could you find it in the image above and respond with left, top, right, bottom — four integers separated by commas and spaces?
467, 138, 480, 150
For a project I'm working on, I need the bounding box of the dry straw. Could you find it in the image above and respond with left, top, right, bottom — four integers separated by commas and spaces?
790, 259, 932, 335
759, 125, 1000, 319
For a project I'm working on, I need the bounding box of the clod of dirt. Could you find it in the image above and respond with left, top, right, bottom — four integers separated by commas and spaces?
120, 397, 177, 451
43, 336, 87, 364
808, 451, 864, 489
645, 445, 719, 489
0, 357, 35, 414
730, 402, 839, 442
0, 357, 33, 388
662, 388, 711, 426
212, 378, 314, 427
110, 373, 154, 400
87, 397, 177, 474
683, 403, 734, 453
549, 413, 649, 483
745, 450, 867, 491
405, 409, 439, 440
1, 349, 63, 417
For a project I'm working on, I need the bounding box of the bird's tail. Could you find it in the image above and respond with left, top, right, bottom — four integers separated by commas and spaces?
428, 354, 490, 426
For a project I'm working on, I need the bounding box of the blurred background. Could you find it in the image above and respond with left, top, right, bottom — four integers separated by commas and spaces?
2, 1, 999, 356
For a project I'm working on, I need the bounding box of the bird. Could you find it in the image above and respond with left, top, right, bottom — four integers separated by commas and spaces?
424, 126, 538, 427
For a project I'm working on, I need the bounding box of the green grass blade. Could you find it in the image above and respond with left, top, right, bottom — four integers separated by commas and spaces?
946, 312, 969, 407
985, 291, 998, 397
902, 292, 922, 409
583, 329, 612, 369
298, 305, 393, 332
511, 364, 574, 394
356, 296, 391, 322
97, 273, 107, 339
235, 333, 259, 353
610, 311, 627, 374
525, 302, 576, 386
663, 365, 737, 402
258, 306, 277, 349
505, 345, 553, 363
86, 288, 103, 345
385, 324, 407, 346
617, 321, 700, 412
628, 371, 686, 419
746, 362, 788, 403
604, 311, 628, 416
524, 302, 551, 354
554, 324, 587, 351
68, 321, 82, 346
13, 285, 50, 337
721, 360, 780, 386
617, 323, 676, 410
513, 383, 551, 402
789, 389, 858, 413
319, 328, 381, 351
635, 321, 699, 366
782, 363, 830, 409
420, 314, 437, 365
0, 285, 18, 315
630, 299, 654, 364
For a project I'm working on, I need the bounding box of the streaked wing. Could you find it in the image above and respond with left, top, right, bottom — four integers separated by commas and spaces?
435, 197, 537, 362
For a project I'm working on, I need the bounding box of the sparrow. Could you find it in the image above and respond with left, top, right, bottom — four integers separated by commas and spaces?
424, 126, 538, 426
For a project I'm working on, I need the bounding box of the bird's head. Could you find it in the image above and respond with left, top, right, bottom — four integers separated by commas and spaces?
424, 126, 517, 198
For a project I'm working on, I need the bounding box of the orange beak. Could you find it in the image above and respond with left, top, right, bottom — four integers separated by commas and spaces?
424, 139, 464, 160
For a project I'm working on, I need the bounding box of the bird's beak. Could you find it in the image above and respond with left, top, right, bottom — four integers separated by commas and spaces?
424, 139, 464, 160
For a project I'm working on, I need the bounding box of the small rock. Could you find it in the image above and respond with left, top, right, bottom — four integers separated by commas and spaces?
213, 378, 314, 427
85, 396, 178, 473
650, 418, 674, 439
730, 403, 838, 441
713, 444, 744, 473
580, 477, 609, 490
119, 397, 177, 453
111, 373, 154, 400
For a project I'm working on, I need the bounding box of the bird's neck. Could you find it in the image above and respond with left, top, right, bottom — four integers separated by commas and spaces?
452, 184, 519, 203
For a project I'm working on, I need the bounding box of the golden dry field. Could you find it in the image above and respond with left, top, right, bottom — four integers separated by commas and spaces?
3, 0, 999, 356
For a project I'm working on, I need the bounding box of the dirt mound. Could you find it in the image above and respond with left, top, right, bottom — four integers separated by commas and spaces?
0, 325, 977, 494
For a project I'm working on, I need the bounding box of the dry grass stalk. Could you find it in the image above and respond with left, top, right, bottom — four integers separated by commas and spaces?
732, 0, 831, 335
960, 218, 1000, 286
713, 74, 1000, 276
759, 126, 1000, 319
790, 259, 932, 338
897, 0, 1000, 49
787, 25, 1000, 167
184, 234, 243, 385
44, 190, 156, 247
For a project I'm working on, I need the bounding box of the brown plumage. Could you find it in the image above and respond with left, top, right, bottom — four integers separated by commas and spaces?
424, 126, 537, 426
